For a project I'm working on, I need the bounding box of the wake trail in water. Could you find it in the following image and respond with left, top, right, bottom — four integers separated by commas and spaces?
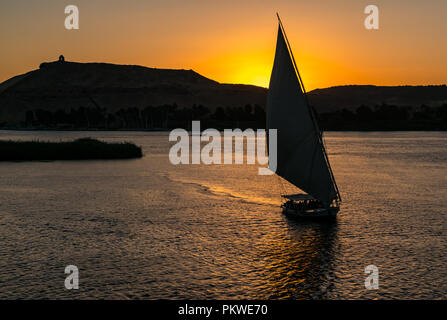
164, 173, 282, 207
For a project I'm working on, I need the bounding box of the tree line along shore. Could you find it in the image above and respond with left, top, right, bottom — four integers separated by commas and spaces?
1, 102, 447, 131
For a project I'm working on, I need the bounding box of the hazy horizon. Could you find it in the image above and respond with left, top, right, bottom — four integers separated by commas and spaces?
1, 0, 446, 90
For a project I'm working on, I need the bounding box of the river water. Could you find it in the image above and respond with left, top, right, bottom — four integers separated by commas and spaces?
0, 130, 446, 299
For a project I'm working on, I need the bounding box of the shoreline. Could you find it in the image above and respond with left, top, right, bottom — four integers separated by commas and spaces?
1, 127, 446, 133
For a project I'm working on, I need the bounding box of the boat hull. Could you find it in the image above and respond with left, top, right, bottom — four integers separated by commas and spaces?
282, 206, 339, 220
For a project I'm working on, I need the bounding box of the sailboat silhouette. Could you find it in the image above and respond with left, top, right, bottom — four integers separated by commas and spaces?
266, 14, 341, 219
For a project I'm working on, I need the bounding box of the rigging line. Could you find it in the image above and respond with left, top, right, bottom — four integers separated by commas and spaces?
320, 130, 342, 201
307, 139, 318, 194
321, 130, 341, 201
276, 174, 285, 197
276, 13, 341, 202
279, 176, 287, 199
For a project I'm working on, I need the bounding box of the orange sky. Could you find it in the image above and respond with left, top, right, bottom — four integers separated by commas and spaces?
0, 0, 446, 90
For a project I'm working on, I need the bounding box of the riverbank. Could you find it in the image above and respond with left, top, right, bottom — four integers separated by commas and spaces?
1, 126, 446, 132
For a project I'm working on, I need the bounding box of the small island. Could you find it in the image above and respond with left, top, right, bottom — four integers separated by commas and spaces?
0, 138, 142, 161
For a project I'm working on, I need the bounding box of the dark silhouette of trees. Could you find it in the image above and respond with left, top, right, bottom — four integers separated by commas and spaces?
17, 102, 447, 131
25, 110, 35, 126
213, 107, 226, 121
35, 109, 53, 126
356, 105, 374, 122
318, 103, 447, 130
436, 104, 447, 121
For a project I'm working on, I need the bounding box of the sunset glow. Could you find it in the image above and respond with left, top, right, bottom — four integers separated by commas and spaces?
0, 0, 446, 90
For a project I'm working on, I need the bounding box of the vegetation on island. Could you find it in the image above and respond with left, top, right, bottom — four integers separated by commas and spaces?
0, 138, 142, 161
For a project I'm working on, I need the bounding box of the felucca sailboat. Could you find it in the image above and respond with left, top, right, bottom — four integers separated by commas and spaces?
267, 14, 341, 219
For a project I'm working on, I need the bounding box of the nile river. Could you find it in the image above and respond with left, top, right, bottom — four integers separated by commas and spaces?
0, 131, 446, 299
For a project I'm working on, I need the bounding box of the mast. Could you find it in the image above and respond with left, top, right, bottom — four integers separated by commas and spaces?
275, 13, 341, 202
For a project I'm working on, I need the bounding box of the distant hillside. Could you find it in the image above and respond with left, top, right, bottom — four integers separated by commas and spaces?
0, 58, 446, 129
307, 85, 447, 112
0, 59, 267, 125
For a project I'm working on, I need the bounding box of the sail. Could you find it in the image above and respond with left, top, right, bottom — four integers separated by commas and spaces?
266, 24, 338, 206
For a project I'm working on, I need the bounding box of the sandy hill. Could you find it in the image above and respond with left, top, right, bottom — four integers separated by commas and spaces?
1, 58, 446, 126
0, 59, 267, 124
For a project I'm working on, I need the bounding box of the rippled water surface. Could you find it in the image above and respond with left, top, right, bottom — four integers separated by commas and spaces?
0, 131, 446, 299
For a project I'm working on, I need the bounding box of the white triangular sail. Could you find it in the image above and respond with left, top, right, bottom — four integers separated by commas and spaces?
266, 21, 340, 207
